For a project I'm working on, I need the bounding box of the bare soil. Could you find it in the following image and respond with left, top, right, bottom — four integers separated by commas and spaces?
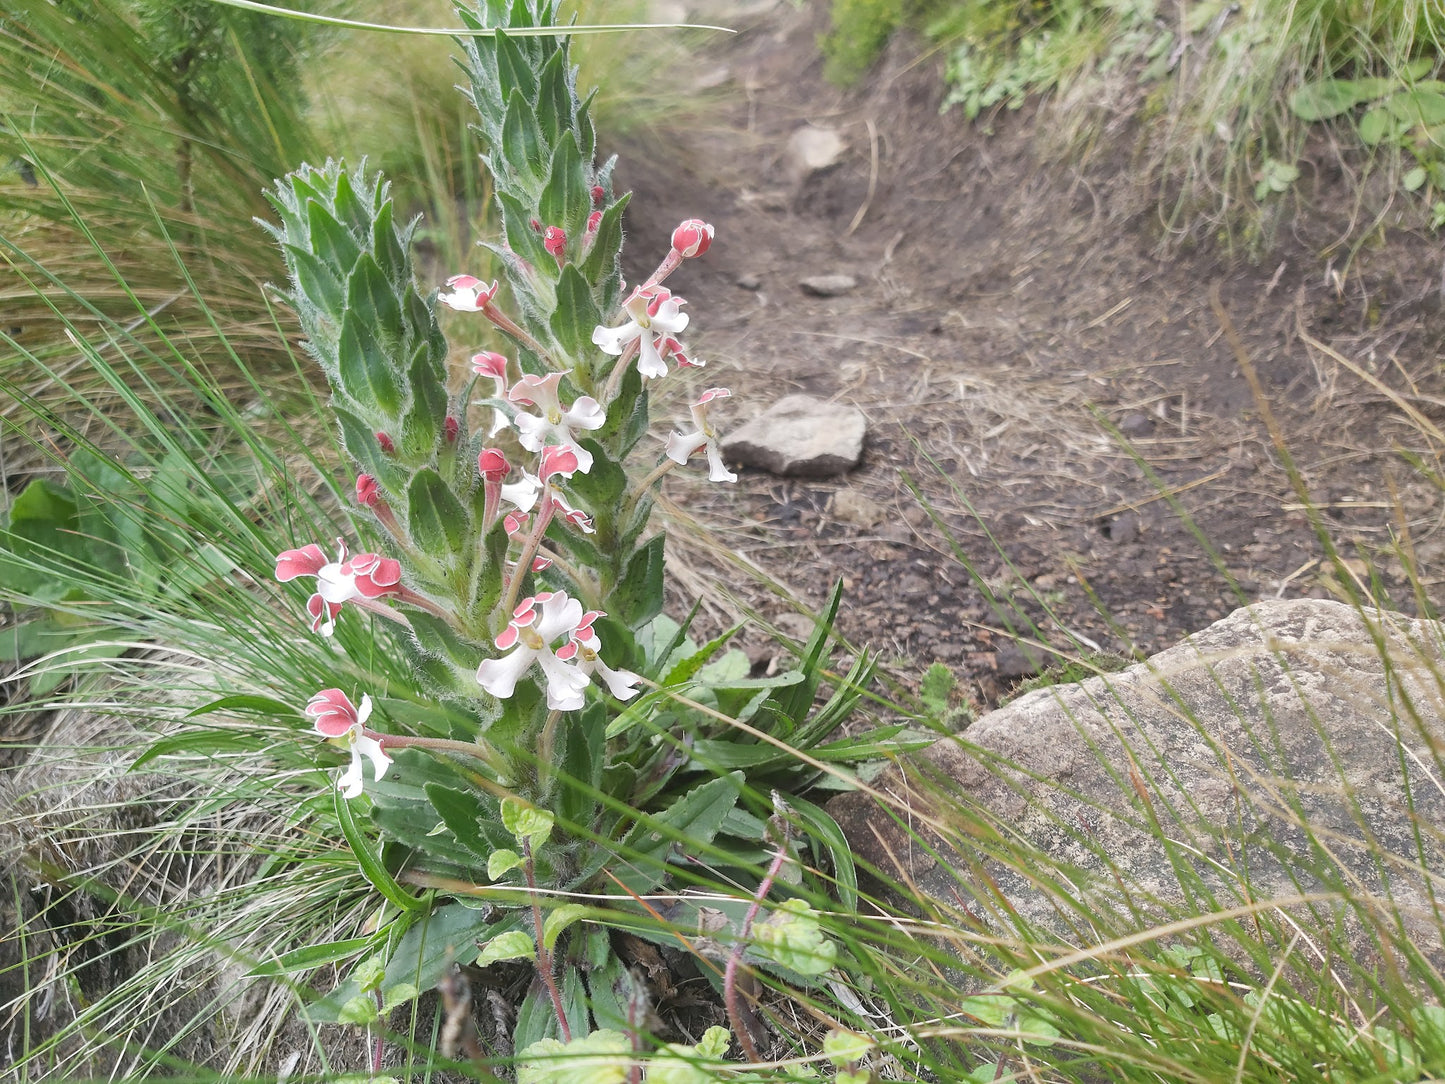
617, 0, 1445, 709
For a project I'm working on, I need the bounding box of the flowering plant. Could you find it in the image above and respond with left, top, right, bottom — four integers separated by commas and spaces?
260, 0, 905, 1065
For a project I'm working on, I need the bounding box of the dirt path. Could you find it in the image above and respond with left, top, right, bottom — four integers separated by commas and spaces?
616, 1, 1445, 707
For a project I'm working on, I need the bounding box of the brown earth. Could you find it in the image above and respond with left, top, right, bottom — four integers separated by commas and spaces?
616, 0, 1445, 710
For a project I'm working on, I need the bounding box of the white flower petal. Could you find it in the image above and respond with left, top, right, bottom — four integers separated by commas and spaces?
593, 660, 641, 701
537, 652, 589, 711
705, 443, 738, 483
666, 431, 707, 465
564, 397, 606, 431
536, 593, 585, 641
477, 647, 537, 699
592, 322, 639, 355
502, 473, 542, 513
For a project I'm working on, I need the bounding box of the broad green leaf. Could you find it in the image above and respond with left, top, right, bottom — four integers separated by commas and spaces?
478, 929, 535, 966
501, 90, 547, 187
1289, 77, 1391, 120
502, 797, 555, 849
337, 312, 404, 419
424, 783, 495, 858
406, 467, 471, 561
549, 263, 604, 362
488, 848, 524, 879
541, 903, 589, 952
1358, 106, 1395, 145
611, 532, 665, 626
614, 772, 743, 894
538, 136, 588, 236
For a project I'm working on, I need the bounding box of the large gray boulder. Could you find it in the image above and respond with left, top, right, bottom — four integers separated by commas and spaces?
832, 599, 1445, 969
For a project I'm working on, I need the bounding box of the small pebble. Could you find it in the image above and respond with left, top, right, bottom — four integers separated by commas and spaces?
736, 272, 763, 291
1119, 412, 1154, 438
800, 273, 858, 297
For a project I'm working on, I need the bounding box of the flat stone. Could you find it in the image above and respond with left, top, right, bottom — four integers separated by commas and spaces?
784, 125, 846, 183
721, 395, 866, 477
831, 599, 1445, 972
799, 273, 858, 297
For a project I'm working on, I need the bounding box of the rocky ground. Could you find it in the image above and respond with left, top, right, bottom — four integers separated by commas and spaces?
616, 0, 1445, 710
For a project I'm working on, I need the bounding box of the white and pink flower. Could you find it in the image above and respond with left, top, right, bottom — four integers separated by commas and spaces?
305, 688, 391, 799
476, 591, 591, 710
508, 372, 605, 472
275, 539, 403, 636
666, 388, 737, 483
559, 610, 640, 701
439, 274, 499, 312
592, 284, 691, 380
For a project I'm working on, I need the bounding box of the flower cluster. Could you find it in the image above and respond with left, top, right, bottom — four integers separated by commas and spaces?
275, 219, 733, 798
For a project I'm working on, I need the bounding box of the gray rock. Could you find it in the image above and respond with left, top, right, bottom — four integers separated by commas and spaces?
735, 272, 763, 291
721, 395, 867, 477
784, 125, 846, 183
832, 599, 1445, 971
1120, 411, 1155, 438
799, 273, 858, 297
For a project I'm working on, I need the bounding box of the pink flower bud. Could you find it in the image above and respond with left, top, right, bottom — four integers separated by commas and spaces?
586, 211, 602, 233
471, 351, 509, 379
478, 448, 509, 482
539, 444, 581, 482
529, 217, 542, 232
591, 185, 605, 207
543, 226, 566, 258
445, 416, 459, 443
376, 431, 395, 454
671, 219, 714, 259
355, 474, 380, 508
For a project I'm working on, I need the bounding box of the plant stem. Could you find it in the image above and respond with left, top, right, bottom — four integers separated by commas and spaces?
724, 828, 792, 1064
523, 838, 571, 1042
622, 458, 677, 524
500, 497, 556, 616
601, 337, 641, 405
537, 708, 563, 790
377, 731, 510, 782
482, 300, 558, 369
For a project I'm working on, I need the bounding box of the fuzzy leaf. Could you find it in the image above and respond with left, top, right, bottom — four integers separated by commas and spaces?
337, 314, 404, 420
549, 263, 603, 361
406, 467, 471, 562
541, 903, 589, 952
610, 531, 666, 626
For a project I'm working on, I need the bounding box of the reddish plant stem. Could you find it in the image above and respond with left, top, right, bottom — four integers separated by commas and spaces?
523, 838, 571, 1042
500, 497, 556, 616
724, 838, 791, 1064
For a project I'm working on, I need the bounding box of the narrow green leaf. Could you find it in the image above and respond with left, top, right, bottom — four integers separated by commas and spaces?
334, 788, 430, 912
338, 311, 404, 419
424, 783, 494, 858
501, 91, 547, 189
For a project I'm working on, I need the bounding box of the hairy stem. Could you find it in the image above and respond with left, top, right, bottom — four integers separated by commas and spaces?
724, 825, 792, 1064
523, 838, 571, 1042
